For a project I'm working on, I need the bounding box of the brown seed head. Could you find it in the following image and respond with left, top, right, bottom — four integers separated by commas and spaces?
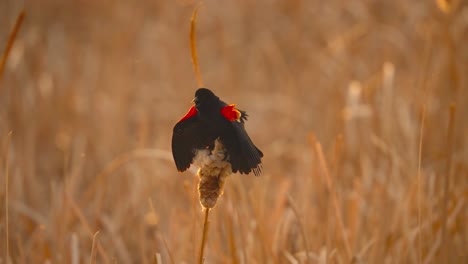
196, 139, 232, 209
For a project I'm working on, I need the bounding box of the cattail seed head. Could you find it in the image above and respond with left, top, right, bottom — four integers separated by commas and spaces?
195, 139, 232, 209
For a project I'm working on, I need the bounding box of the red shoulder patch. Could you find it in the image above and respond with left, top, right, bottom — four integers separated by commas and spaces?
178, 105, 198, 122
221, 104, 241, 122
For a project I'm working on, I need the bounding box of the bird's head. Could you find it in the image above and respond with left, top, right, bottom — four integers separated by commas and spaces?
193, 88, 219, 108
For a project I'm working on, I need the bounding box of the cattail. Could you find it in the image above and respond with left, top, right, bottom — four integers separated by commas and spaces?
195, 139, 232, 209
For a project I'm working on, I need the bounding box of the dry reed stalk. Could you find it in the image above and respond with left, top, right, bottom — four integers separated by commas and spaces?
66, 191, 110, 263
0, 19, 23, 261
243, 179, 276, 263
226, 209, 240, 264
154, 253, 162, 264
158, 233, 175, 264
71, 233, 79, 264
314, 142, 352, 260
0, 10, 25, 81
3, 132, 12, 264
417, 100, 427, 264
190, 176, 200, 260
416, 25, 436, 264
346, 182, 360, 253
440, 104, 456, 263
437, 2, 460, 260
100, 215, 132, 263
423, 229, 442, 264
16, 234, 25, 264
190, 4, 204, 87
148, 198, 175, 264
198, 208, 210, 264
89, 230, 100, 264
286, 195, 311, 264
423, 197, 465, 264
138, 220, 148, 264
226, 198, 248, 263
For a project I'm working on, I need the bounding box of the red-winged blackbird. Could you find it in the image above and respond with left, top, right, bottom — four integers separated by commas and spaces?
172, 88, 263, 176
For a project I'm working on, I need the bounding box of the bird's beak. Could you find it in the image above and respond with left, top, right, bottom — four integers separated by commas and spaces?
191, 96, 197, 104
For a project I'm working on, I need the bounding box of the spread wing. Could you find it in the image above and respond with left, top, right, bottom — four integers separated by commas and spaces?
220, 117, 263, 176
172, 115, 214, 172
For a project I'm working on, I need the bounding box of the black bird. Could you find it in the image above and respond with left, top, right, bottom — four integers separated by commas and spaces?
172, 88, 263, 176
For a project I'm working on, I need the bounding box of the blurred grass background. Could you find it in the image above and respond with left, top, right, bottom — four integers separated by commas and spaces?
0, 0, 467, 263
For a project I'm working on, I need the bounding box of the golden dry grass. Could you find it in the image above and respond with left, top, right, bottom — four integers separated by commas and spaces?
1, 0, 467, 263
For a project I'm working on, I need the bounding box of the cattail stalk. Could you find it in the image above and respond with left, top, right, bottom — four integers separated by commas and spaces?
195, 139, 232, 263
198, 208, 210, 264
0, 10, 25, 81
